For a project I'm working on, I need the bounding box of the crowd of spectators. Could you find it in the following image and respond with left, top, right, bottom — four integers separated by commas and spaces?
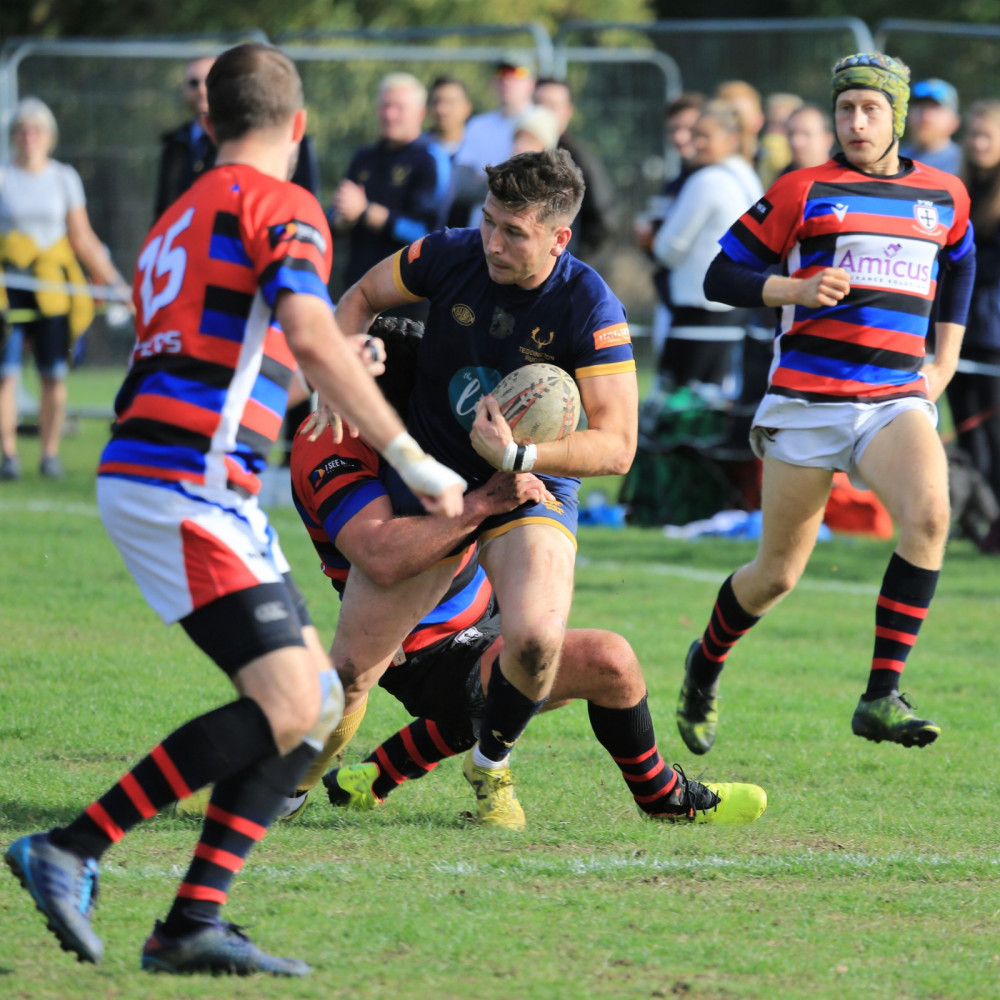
4, 53, 999, 549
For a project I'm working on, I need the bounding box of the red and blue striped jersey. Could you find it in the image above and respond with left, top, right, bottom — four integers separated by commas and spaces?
99, 165, 334, 494
720, 155, 973, 403
290, 426, 492, 656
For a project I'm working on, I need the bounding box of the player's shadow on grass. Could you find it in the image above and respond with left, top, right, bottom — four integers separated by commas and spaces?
0, 799, 87, 828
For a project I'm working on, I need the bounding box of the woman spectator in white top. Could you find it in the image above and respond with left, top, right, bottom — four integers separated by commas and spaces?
652, 101, 763, 394
0, 97, 131, 480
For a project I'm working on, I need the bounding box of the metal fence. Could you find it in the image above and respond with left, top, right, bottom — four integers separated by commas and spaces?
0, 18, 990, 364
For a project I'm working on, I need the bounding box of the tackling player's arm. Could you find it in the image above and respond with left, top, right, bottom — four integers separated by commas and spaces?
335, 471, 549, 587
333, 254, 415, 336
276, 290, 464, 516
471, 370, 638, 477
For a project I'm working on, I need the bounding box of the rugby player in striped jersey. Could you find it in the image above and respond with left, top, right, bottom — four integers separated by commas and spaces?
677, 53, 975, 754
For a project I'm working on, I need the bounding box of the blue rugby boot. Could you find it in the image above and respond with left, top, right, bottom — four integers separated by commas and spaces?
5, 832, 103, 963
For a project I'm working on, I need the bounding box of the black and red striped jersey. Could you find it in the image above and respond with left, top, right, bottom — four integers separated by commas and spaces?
721, 155, 973, 403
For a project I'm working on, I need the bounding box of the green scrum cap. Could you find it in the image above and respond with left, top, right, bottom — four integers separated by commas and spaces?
831, 52, 911, 141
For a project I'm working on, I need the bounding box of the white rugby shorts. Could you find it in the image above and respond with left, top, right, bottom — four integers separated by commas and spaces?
97, 477, 291, 624
749, 394, 938, 489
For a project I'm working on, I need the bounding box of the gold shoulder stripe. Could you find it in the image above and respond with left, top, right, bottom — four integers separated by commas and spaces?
391, 249, 424, 303
575, 360, 637, 380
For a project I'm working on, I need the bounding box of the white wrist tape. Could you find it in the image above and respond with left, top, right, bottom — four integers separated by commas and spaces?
518, 443, 537, 472
386, 432, 467, 497
501, 441, 518, 472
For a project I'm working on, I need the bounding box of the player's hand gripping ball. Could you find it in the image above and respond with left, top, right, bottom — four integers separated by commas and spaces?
491, 363, 581, 444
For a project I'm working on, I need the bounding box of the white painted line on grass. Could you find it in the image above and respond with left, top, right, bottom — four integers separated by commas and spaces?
577, 557, 877, 596
96, 849, 997, 885
0, 498, 100, 518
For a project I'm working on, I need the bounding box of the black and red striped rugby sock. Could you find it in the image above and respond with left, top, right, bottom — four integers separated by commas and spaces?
691, 573, 761, 688
49, 697, 279, 860
864, 552, 939, 698
366, 719, 475, 800
587, 695, 681, 816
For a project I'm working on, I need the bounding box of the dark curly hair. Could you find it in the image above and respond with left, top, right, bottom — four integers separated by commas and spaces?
484, 148, 585, 225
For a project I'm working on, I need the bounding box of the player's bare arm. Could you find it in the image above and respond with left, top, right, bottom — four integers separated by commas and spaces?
276, 291, 465, 517
334, 254, 415, 336
762, 267, 851, 309
921, 321, 966, 401
335, 471, 548, 587
471, 370, 638, 477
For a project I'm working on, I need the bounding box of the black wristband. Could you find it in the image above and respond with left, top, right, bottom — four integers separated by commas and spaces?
513, 444, 526, 471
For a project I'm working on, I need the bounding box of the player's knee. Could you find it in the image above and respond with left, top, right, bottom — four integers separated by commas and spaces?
504, 623, 564, 679
754, 564, 800, 604
900, 495, 950, 551
589, 632, 645, 700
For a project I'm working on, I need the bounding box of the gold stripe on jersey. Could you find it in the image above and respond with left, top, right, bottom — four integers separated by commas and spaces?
575, 359, 637, 379
479, 515, 578, 549
391, 248, 426, 303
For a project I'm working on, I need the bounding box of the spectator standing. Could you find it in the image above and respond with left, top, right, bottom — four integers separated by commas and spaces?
448, 53, 536, 225
651, 102, 762, 392
427, 75, 473, 160
154, 56, 217, 220
757, 91, 804, 186
952, 99, 1000, 521
510, 104, 561, 154
634, 92, 706, 372
331, 72, 450, 317
784, 103, 836, 172
0, 97, 131, 481
155, 54, 320, 221
715, 80, 765, 170
900, 78, 962, 175
534, 77, 620, 261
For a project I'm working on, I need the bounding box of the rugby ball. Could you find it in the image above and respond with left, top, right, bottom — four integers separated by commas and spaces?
492, 363, 581, 444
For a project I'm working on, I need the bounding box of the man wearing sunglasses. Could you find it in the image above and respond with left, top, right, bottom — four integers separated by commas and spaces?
154, 55, 217, 220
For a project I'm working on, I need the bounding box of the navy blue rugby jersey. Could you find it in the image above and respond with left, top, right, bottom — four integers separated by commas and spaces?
392, 227, 635, 486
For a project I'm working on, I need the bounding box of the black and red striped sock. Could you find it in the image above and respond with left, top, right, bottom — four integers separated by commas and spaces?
367, 719, 475, 800
161, 741, 317, 937
50, 698, 278, 861
691, 573, 761, 689
865, 553, 939, 698
587, 696, 680, 816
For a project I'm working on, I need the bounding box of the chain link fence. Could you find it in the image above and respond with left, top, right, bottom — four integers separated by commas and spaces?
0, 17, 983, 369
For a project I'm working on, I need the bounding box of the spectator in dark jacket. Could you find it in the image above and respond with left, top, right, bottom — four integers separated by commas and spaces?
155, 54, 319, 221
534, 77, 619, 261
154, 56, 216, 220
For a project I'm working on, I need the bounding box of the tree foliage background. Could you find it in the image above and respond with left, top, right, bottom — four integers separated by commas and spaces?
5, 0, 1000, 41
1, 0, 652, 43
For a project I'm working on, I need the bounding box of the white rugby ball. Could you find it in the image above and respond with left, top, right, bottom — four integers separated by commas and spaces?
492, 363, 581, 444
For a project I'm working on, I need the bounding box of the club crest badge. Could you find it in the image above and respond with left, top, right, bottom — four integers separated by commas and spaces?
913, 202, 939, 233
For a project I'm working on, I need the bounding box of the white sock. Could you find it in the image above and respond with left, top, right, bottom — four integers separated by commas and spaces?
473, 746, 509, 770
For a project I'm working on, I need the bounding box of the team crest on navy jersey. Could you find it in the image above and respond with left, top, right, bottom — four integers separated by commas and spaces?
913, 201, 939, 233
489, 307, 516, 339
531, 327, 555, 349
452, 304, 475, 326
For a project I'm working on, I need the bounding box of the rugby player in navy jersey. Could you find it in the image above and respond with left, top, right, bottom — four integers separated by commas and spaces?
4, 43, 464, 977
676, 53, 975, 755
310, 149, 640, 828
284, 317, 766, 827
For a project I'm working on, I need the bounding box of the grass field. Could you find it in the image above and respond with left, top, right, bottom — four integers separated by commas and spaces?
1, 368, 998, 999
